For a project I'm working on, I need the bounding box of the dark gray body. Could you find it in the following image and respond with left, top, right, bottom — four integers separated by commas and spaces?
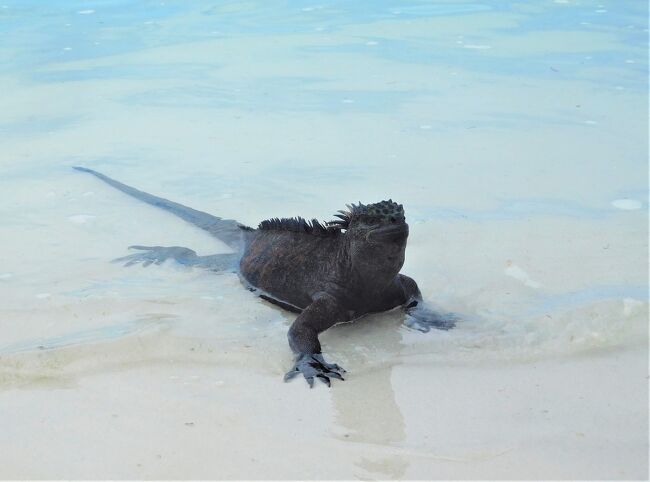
75, 167, 455, 387
240, 228, 410, 316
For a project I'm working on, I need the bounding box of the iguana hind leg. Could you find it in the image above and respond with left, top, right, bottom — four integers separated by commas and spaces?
113, 245, 239, 271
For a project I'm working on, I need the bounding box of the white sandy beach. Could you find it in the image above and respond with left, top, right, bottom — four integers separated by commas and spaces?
0, 346, 646, 479
0, 1, 648, 479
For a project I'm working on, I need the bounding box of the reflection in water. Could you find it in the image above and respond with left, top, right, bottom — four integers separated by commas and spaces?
329, 314, 409, 479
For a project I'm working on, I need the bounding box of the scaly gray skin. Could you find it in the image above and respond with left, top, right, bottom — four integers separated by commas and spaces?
74, 167, 455, 387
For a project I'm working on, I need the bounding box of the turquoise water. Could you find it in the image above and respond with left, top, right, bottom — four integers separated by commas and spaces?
0, 0, 647, 362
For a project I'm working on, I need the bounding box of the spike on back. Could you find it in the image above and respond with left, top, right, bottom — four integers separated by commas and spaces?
259, 200, 405, 235
258, 216, 338, 236
326, 200, 404, 229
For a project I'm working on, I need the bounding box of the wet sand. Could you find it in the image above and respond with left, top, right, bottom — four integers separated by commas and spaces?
0, 345, 646, 479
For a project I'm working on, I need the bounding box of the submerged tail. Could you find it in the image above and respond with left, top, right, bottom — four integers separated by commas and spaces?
73, 167, 250, 250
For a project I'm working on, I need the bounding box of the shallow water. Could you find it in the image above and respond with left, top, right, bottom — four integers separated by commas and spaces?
0, 1, 648, 478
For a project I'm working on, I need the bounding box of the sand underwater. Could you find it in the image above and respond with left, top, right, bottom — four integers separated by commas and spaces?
0, 1, 648, 479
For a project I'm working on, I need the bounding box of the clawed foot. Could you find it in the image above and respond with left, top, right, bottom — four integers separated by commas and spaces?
112, 245, 197, 267
284, 353, 346, 387
405, 305, 457, 332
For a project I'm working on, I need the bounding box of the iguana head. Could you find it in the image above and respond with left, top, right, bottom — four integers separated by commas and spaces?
329, 200, 409, 285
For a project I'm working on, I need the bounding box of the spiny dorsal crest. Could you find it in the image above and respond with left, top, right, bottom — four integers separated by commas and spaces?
258, 200, 405, 235
327, 199, 405, 230
258, 217, 337, 236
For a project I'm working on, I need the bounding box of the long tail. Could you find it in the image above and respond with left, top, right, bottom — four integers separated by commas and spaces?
73, 167, 250, 250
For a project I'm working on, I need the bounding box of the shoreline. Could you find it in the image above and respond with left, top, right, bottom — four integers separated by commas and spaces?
0, 344, 646, 479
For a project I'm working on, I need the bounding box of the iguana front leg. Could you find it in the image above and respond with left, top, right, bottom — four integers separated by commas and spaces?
383, 275, 457, 331
113, 246, 239, 271
284, 292, 349, 387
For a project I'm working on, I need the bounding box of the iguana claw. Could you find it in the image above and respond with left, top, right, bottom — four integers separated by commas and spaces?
284, 353, 346, 387
405, 306, 457, 332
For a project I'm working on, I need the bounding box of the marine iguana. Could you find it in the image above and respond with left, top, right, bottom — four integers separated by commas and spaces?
74, 167, 455, 387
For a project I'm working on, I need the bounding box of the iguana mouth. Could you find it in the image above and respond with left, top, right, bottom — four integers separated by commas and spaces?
366, 223, 409, 243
